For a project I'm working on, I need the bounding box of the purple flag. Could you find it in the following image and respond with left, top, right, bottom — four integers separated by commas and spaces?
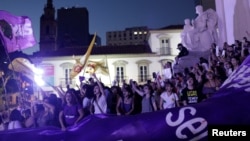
1, 56, 250, 140
0, 10, 36, 53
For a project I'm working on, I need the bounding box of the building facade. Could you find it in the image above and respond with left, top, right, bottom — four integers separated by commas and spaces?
106, 26, 149, 46
32, 26, 182, 92
35, 0, 183, 93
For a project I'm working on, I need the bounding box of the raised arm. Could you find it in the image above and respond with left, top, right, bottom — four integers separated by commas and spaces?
131, 81, 144, 97
78, 82, 86, 98
92, 73, 105, 96
42, 100, 55, 114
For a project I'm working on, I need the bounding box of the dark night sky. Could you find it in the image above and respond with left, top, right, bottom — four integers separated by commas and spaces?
0, 0, 196, 54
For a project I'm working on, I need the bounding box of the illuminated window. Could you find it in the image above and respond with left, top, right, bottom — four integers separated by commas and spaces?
139, 31, 142, 34
159, 38, 171, 55
64, 68, 72, 85
161, 38, 169, 48
113, 60, 128, 83
136, 60, 151, 83
116, 67, 124, 83
139, 65, 148, 82
60, 62, 75, 87
134, 31, 138, 35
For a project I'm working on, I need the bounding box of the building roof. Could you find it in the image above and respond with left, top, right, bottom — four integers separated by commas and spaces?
32, 44, 153, 57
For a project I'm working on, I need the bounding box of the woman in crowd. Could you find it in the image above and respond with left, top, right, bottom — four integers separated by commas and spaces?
231, 56, 241, 72
116, 86, 135, 115
33, 97, 55, 128
109, 86, 122, 114
59, 91, 84, 131
159, 82, 180, 110
131, 82, 157, 113
89, 73, 107, 114
181, 74, 205, 105
224, 61, 233, 77
202, 71, 222, 98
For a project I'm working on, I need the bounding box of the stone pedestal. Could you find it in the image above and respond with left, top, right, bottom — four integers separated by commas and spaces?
173, 50, 210, 73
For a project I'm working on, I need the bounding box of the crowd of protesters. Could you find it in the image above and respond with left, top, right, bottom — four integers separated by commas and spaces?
0, 37, 249, 131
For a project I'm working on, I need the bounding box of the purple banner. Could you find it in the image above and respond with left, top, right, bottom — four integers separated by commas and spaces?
0, 10, 36, 53
1, 57, 250, 141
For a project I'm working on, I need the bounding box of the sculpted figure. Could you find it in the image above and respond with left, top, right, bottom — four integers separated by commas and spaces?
181, 5, 218, 52
181, 19, 194, 48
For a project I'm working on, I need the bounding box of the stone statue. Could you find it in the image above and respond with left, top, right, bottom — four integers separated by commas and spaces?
181, 18, 194, 48
181, 5, 218, 52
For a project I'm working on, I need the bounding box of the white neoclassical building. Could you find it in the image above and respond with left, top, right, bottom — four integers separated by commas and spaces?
31, 25, 183, 92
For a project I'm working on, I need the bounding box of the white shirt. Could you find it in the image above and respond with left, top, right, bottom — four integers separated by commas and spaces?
162, 68, 172, 80
93, 94, 107, 114
160, 92, 179, 109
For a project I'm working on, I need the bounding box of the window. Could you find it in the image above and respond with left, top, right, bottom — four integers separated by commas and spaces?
116, 67, 124, 83
64, 68, 72, 85
139, 65, 148, 82
161, 38, 169, 48
113, 60, 128, 84
60, 62, 75, 87
136, 60, 151, 83
159, 37, 171, 55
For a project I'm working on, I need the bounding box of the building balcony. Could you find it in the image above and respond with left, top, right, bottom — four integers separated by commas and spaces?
137, 75, 151, 83
59, 78, 76, 88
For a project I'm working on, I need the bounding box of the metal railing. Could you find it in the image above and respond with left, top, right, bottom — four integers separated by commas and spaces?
158, 47, 172, 55
137, 75, 151, 83
59, 78, 76, 88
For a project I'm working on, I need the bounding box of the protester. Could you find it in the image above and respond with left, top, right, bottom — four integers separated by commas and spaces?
59, 91, 84, 131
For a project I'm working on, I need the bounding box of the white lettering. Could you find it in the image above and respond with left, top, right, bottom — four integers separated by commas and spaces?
212, 129, 218, 136
241, 131, 247, 136
176, 118, 207, 139
166, 107, 196, 127
211, 129, 247, 136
